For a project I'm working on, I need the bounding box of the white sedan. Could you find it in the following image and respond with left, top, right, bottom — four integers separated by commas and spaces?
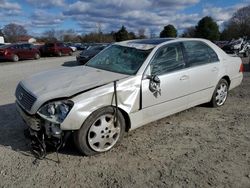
15, 38, 243, 156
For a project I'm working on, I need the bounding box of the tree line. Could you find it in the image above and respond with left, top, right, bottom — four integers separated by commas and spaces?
0, 5, 249, 43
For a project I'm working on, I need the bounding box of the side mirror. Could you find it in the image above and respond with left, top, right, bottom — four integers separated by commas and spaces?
146, 75, 161, 97
146, 75, 160, 84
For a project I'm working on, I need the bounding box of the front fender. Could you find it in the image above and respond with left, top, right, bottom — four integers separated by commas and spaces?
60, 76, 141, 130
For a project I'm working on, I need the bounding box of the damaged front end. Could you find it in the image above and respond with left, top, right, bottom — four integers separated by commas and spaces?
16, 100, 73, 160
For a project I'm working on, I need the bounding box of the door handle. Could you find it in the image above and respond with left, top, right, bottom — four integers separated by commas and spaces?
180, 75, 189, 81
212, 67, 218, 72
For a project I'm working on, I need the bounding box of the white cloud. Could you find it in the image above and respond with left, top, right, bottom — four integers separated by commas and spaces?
26, 0, 65, 8
30, 10, 65, 28
1, 0, 249, 36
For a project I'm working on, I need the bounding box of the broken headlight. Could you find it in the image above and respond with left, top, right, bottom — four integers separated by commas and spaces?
37, 100, 74, 124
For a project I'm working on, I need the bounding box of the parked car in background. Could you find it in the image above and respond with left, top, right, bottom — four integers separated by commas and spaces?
15, 38, 243, 157
0, 43, 40, 62
43, 42, 72, 57
65, 43, 77, 52
222, 38, 250, 57
76, 44, 108, 64
75, 43, 89, 51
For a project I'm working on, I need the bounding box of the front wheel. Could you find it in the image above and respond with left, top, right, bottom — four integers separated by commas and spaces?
57, 51, 62, 57
74, 107, 125, 156
210, 79, 229, 107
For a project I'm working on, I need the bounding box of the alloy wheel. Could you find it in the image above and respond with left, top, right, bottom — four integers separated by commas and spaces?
215, 83, 228, 106
87, 114, 121, 152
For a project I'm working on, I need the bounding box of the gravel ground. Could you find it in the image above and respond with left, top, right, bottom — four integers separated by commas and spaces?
0, 57, 249, 188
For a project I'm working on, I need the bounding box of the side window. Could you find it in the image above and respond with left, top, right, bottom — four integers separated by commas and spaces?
151, 43, 185, 75
21, 44, 30, 50
183, 41, 219, 67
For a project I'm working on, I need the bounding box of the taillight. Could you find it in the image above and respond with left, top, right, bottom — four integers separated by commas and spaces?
4, 50, 8, 56
239, 63, 244, 72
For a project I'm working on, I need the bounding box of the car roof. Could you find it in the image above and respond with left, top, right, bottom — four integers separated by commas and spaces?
130, 38, 174, 45
117, 38, 176, 50
117, 38, 218, 50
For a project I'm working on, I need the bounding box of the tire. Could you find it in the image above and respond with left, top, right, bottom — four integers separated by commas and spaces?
209, 79, 229, 107
12, 54, 19, 62
74, 106, 126, 156
57, 51, 62, 57
34, 53, 40, 59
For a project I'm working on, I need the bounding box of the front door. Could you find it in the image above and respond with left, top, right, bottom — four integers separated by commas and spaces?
140, 42, 190, 125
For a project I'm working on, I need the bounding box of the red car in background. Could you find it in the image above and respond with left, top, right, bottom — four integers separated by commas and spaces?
42, 42, 73, 56
0, 43, 40, 62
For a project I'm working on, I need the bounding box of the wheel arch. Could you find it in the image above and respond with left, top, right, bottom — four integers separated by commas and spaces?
71, 105, 132, 132
221, 75, 231, 87
116, 106, 131, 132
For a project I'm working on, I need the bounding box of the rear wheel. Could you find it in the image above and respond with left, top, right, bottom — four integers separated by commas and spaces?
12, 54, 19, 62
74, 107, 125, 156
34, 53, 40, 59
210, 79, 229, 107
57, 51, 62, 57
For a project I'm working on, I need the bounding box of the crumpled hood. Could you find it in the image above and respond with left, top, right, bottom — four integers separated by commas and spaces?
21, 66, 129, 99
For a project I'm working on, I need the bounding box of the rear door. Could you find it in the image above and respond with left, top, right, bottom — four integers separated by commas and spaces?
141, 42, 190, 124
182, 41, 220, 107
16, 44, 27, 59
24, 44, 34, 58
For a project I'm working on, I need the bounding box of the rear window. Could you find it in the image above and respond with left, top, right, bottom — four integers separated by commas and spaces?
0, 44, 16, 49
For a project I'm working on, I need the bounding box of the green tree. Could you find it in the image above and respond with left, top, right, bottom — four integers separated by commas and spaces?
195, 16, 220, 41
160, 24, 177, 38
2, 23, 28, 43
114, 26, 129, 42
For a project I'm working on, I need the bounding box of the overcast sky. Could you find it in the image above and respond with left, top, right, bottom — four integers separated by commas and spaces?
0, 0, 250, 36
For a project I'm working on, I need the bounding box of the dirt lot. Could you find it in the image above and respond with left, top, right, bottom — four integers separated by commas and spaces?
0, 57, 249, 188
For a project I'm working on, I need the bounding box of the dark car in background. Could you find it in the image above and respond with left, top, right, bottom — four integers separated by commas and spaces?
75, 43, 89, 51
76, 44, 108, 64
0, 43, 40, 62
43, 42, 73, 57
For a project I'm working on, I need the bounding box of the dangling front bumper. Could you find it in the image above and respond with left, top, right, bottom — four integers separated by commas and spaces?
16, 102, 70, 159
16, 102, 42, 131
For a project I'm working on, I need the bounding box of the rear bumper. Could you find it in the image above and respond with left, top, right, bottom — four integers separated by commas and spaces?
229, 74, 243, 90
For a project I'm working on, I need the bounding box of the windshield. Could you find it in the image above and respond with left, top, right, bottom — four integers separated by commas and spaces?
86, 45, 152, 75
